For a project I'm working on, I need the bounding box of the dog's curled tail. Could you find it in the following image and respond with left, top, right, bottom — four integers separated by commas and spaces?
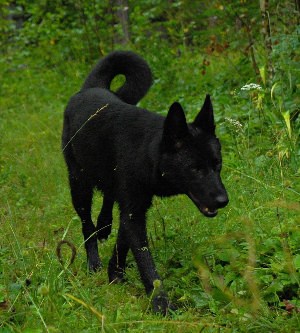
81, 51, 153, 105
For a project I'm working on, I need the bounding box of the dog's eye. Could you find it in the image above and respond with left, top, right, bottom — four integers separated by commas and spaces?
192, 167, 203, 173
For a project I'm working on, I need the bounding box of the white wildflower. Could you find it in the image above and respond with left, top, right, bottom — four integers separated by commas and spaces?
225, 117, 243, 129
241, 83, 262, 91
225, 117, 243, 133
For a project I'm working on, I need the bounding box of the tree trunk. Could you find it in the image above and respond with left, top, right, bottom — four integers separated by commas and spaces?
295, 0, 300, 24
113, 0, 130, 45
236, 14, 261, 81
260, 0, 273, 82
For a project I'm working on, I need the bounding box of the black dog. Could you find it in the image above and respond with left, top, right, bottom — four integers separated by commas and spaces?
62, 51, 228, 314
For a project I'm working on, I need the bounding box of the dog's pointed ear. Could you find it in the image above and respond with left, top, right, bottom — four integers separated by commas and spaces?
163, 102, 188, 144
194, 94, 215, 134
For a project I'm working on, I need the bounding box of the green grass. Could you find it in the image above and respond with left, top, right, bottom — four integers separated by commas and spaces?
0, 51, 299, 333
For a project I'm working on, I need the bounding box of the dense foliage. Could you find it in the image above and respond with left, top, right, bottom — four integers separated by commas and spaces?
0, 1, 299, 332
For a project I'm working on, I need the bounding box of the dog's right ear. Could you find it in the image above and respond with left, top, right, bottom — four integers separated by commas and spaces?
163, 102, 188, 147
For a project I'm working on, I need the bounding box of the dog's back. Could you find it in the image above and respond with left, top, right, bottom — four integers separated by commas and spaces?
62, 51, 161, 193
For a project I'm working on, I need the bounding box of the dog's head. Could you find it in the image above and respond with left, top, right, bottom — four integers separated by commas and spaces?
160, 95, 229, 217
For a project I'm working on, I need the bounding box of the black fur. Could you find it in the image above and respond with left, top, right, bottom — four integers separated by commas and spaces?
62, 51, 229, 314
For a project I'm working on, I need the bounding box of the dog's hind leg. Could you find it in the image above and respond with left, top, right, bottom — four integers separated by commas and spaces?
69, 175, 101, 272
108, 222, 129, 283
96, 195, 114, 241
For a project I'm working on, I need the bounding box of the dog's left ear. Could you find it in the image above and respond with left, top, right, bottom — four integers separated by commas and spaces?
163, 102, 188, 145
193, 94, 215, 134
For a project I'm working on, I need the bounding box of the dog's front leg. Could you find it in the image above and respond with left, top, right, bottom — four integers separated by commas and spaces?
118, 209, 170, 314
108, 221, 130, 283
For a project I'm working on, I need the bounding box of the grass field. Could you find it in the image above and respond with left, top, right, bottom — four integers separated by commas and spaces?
0, 51, 299, 332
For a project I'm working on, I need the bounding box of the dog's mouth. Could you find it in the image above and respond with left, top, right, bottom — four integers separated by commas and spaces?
188, 192, 218, 218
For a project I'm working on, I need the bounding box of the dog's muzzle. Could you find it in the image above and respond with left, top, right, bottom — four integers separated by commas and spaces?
188, 191, 228, 218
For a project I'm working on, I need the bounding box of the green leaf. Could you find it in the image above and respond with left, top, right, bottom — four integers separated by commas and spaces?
259, 66, 266, 86
282, 111, 291, 138
293, 254, 300, 270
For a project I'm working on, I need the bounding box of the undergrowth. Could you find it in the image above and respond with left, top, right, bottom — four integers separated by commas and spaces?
0, 48, 299, 332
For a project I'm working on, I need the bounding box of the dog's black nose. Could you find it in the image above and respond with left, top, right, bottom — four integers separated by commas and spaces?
215, 194, 229, 208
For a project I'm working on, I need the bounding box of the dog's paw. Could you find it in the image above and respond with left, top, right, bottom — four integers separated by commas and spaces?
152, 293, 175, 315
108, 266, 126, 284
88, 258, 102, 272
